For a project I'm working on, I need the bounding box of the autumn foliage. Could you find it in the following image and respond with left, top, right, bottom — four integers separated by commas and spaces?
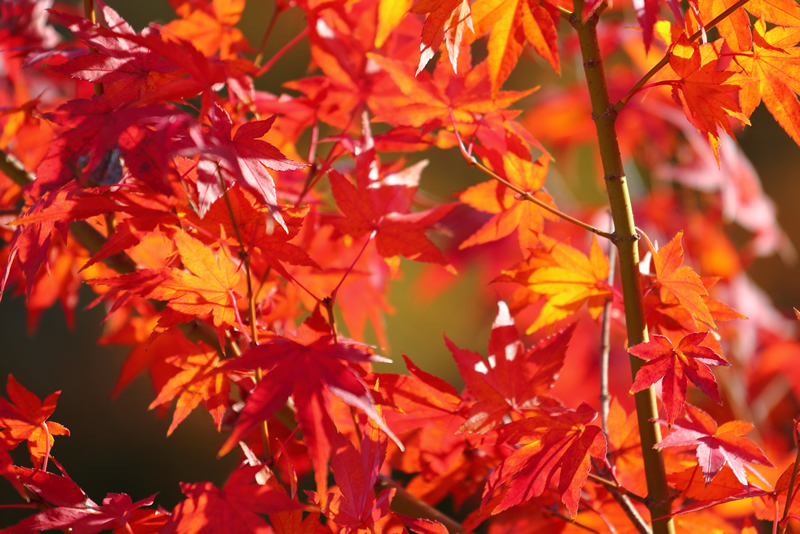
3, 0, 800, 532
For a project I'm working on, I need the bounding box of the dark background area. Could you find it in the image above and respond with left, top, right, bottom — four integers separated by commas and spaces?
1, 0, 799, 525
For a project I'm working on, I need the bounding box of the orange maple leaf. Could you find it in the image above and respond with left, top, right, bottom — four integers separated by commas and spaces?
666, 35, 750, 161
644, 231, 716, 329
471, 0, 560, 95
412, 0, 473, 75
164, 0, 251, 59
149, 341, 230, 436
736, 20, 800, 147
0, 375, 69, 470
459, 154, 555, 253
521, 237, 612, 334
89, 230, 242, 331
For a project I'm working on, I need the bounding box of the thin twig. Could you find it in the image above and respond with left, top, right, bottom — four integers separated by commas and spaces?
600, 215, 617, 435
613, 0, 752, 113
588, 469, 652, 534
779, 438, 800, 534
217, 166, 271, 459
448, 111, 616, 241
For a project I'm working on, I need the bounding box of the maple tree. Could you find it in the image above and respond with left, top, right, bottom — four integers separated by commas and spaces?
2, 0, 800, 532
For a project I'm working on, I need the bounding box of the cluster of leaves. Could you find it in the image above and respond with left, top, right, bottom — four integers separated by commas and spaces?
1, 0, 800, 532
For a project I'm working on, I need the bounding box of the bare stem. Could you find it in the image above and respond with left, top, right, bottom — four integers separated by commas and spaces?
571, 7, 674, 533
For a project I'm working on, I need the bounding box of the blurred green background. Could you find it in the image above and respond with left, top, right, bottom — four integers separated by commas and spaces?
1, 0, 799, 523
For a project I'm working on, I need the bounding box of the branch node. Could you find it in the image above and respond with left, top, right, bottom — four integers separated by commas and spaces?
611, 232, 640, 243
604, 173, 624, 182
584, 58, 602, 68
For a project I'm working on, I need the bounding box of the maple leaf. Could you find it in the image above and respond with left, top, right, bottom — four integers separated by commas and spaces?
162, 465, 304, 534
369, 53, 535, 129
148, 341, 230, 436
3, 467, 158, 534
470, 0, 560, 95
482, 403, 607, 516
329, 162, 454, 265
628, 332, 729, 426
380, 354, 468, 478
518, 236, 612, 334
88, 230, 242, 332
412, 0, 474, 75
445, 301, 574, 432
215, 311, 399, 499
458, 154, 555, 253
319, 419, 392, 533
163, 0, 251, 59
665, 35, 749, 161
645, 231, 716, 329
655, 404, 774, 484
736, 20, 800, 147
0, 375, 69, 469
188, 102, 308, 223
181, 185, 318, 278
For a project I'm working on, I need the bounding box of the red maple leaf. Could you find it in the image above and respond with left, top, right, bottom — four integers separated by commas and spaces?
629, 332, 729, 426
3, 468, 158, 534
379, 354, 468, 479
446, 301, 574, 432
162, 465, 304, 534
655, 404, 773, 484
0, 375, 68, 470
319, 420, 392, 532
482, 403, 606, 516
187, 101, 308, 223
215, 310, 399, 498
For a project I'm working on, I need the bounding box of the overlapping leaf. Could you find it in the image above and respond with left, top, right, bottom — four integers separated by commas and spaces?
470, 0, 560, 95
445, 301, 574, 432
736, 20, 800, 147
215, 312, 398, 498
665, 35, 749, 161
646, 231, 716, 328
482, 403, 606, 516
162, 465, 304, 534
89, 230, 242, 331
629, 332, 729, 425
0, 375, 68, 469
656, 404, 773, 484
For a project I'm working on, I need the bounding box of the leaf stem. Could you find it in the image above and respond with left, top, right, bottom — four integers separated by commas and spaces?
612, 0, 752, 113
571, 7, 674, 533
448, 111, 615, 241
253, 5, 285, 68
256, 28, 309, 77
